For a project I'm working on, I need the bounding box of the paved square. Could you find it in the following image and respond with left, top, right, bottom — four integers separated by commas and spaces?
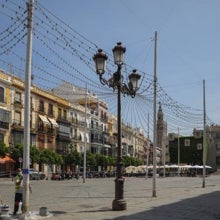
0, 175, 219, 219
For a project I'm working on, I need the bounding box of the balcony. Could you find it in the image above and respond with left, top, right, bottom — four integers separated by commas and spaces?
11, 120, 23, 131
90, 124, 103, 132
12, 120, 21, 127
37, 126, 47, 133
57, 116, 70, 124
100, 116, 108, 123
70, 118, 86, 127
14, 100, 23, 108
70, 134, 81, 141
90, 110, 98, 117
47, 128, 56, 136
0, 121, 9, 129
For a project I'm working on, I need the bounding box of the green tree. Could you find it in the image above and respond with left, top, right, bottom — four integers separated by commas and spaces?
85, 152, 96, 170
122, 156, 143, 167
108, 156, 116, 167
10, 144, 23, 162
39, 149, 63, 171
30, 146, 40, 164
0, 141, 8, 158
65, 149, 82, 167
122, 156, 132, 167
10, 144, 41, 166
95, 154, 109, 170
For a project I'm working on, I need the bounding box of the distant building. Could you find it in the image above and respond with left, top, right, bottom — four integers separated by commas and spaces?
157, 102, 167, 164
208, 125, 220, 169
169, 133, 203, 165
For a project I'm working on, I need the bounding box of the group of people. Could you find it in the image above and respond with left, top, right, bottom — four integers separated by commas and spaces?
13, 168, 32, 216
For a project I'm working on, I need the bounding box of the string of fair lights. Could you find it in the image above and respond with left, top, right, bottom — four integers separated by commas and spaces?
0, 0, 215, 139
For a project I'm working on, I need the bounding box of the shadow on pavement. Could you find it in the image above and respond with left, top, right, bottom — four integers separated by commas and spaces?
100, 191, 220, 220
77, 208, 112, 213
50, 210, 67, 216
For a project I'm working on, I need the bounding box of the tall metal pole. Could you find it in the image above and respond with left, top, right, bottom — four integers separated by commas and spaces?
152, 31, 157, 197
202, 80, 206, 188
23, 0, 34, 215
148, 112, 150, 139
146, 112, 149, 179
178, 127, 180, 177
83, 84, 88, 183
163, 139, 166, 178
112, 66, 126, 211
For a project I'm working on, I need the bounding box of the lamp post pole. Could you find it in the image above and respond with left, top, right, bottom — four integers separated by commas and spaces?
152, 31, 157, 198
113, 64, 126, 210
93, 43, 141, 211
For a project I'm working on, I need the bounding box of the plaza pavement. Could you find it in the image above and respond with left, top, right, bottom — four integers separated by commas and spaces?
0, 174, 220, 220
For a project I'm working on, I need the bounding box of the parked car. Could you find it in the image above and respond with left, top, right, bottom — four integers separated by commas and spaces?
51, 172, 64, 180
29, 169, 45, 180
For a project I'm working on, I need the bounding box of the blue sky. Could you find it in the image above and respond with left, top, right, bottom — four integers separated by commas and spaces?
1, 0, 220, 137
44, 0, 220, 122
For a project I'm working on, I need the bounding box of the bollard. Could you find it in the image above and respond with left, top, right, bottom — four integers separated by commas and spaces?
39, 207, 48, 216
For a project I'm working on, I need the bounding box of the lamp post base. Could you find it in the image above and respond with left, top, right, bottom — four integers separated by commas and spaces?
112, 177, 127, 211
112, 199, 127, 211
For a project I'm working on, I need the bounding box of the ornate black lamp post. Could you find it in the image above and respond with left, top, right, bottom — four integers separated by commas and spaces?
93, 42, 141, 211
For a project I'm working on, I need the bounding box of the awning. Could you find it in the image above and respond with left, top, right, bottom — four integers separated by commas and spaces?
80, 132, 85, 142
0, 156, 15, 164
86, 133, 89, 143
104, 144, 111, 148
39, 115, 50, 125
48, 118, 59, 127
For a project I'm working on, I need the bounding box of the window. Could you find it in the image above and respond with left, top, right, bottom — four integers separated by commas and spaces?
58, 108, 62, 119
14, 111, 21, 125
216, 143, 220, 150
0, 87, 4, 103
31, 97, 34, 109
39, 100, 44, 112
184, 139, 190, 146
197, 143, 202, 150
63, 110, 67, 120
48, 103, 53, 116
0, 133, 4, 142
15, 92, 22, 104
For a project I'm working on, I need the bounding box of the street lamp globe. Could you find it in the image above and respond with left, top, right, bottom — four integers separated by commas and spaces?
93, 49, 108, 75
128, 69, 141, 92
112, 42, 126, 66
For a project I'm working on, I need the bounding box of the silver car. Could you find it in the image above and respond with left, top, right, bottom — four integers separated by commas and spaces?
29, 169, 45, 180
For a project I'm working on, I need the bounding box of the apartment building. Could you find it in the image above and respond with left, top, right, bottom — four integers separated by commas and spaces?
0, 70, 152, 173
122, 123, 134, 157
0, 70, 11, 146
133, 127, 148, 162
69, 103, 90, 154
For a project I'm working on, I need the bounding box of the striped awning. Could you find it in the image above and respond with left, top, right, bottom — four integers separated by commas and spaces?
39, 115, 50, 125
48, 118, 58, 127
